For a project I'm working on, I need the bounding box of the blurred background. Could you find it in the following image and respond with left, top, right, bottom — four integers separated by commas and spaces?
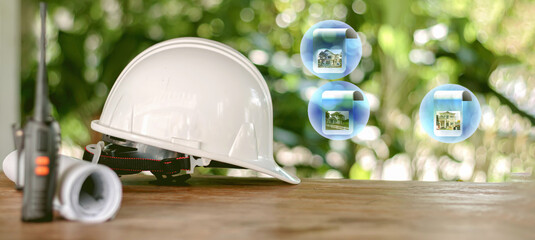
1, 0, 534, 182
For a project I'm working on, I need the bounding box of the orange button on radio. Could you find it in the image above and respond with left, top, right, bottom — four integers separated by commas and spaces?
35, 166, 49, 176
35, 156, 50, 165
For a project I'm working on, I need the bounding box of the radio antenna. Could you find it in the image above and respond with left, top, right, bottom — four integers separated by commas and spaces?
34, 2, 49, 122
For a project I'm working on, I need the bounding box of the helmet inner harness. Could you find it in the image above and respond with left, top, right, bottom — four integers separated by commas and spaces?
82, 135, 243, 185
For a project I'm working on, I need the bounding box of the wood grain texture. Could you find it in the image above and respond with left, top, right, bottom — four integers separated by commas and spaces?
0, 173, 534, 240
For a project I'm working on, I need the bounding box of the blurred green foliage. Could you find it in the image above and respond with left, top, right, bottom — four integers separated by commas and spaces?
20, 0, 535, 182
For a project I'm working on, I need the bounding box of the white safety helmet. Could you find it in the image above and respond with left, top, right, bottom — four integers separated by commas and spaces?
90, 38, 300, 184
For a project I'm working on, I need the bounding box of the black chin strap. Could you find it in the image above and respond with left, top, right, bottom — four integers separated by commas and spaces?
82, 145, 191, 176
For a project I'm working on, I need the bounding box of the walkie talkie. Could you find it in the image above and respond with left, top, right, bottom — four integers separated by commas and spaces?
21, 2, 60, 222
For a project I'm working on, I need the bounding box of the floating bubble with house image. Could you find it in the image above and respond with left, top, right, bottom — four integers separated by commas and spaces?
301, 21, 362, 78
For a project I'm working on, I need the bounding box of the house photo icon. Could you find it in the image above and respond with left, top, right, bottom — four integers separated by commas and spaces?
317, 49, 343, 68
320, 90, 364, 135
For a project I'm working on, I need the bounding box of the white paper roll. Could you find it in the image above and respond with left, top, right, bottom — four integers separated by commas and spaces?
3, 150, 122, 223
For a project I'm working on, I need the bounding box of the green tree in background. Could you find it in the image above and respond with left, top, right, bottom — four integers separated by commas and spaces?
20, 0, 535, 182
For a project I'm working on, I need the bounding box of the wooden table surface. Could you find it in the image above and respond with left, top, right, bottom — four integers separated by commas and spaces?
0, 173, 534, 240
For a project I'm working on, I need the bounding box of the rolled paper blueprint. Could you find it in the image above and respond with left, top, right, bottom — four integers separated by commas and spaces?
3, 150, 122, 223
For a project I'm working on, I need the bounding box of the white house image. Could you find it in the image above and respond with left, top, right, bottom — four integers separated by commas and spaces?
317, 49, 342, 68
436, 111, 461, 130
